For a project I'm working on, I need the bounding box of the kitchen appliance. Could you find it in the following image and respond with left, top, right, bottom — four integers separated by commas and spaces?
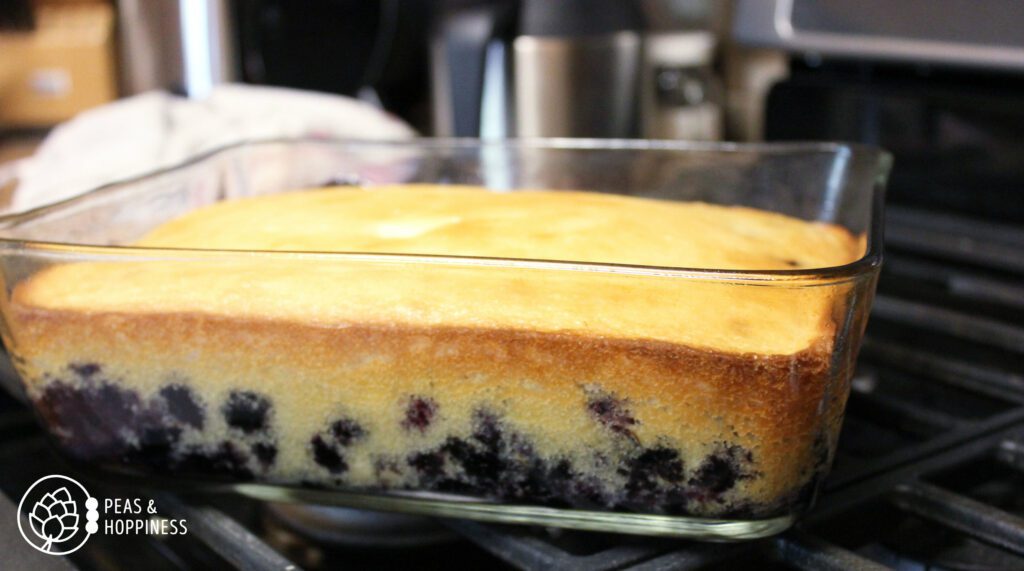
732, 0, 1024, 225
642, 31, 723, 141
733, 0, 1024, 72
431, 0, 646, 137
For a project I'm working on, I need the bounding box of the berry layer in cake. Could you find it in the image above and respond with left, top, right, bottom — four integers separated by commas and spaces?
7, 185, 865, 519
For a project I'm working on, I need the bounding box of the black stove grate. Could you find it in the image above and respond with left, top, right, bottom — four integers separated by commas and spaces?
0, 206, 1021, 570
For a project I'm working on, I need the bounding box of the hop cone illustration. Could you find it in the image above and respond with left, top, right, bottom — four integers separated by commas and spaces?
28, 487, 79, 552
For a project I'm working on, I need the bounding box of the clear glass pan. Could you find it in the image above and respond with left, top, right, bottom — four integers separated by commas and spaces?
0, 138, 890, 539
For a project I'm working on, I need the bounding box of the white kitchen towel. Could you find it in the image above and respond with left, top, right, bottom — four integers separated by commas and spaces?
10, 84, 416, 212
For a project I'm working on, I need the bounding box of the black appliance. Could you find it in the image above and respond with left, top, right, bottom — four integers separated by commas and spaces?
766, 62, 1024, 224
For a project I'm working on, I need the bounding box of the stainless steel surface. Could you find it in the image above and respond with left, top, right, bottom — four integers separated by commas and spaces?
641, 31, 721, 140
733, 0, 1024, 70
513, 32, 642, 137
117, 0, 185, 95
117, 0, 236, 97
429, 2, 517, 138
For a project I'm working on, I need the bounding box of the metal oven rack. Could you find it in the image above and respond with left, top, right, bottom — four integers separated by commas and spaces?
0, 206, 1021, 570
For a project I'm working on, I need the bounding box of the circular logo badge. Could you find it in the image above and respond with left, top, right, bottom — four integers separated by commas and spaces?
17, 475, 99, 555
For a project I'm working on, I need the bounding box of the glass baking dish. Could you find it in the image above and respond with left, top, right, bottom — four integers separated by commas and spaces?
0, 139, 889, 539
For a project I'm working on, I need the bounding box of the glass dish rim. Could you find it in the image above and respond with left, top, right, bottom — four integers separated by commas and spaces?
0, 137, 891, 284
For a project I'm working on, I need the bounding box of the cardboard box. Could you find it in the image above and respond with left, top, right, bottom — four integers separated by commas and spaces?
0, 2, 116, 127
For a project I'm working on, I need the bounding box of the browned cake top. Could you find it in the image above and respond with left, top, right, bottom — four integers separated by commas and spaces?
14, 185, 863, 356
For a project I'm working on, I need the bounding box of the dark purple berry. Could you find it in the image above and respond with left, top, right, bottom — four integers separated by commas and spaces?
401, 396, 438, 433
471, 410, 502, 450
69, 362, 101, 378
587, 392, 638, 442
139, 426, 181, 449
37, 380, 143, 459
408, 451, 445, 478
94, 383, 142, 425
624, 447, 684, 504
222, 391, 271, 434
690, 456, 738, 495
329, 418, 365, 446
442, 437, 503, 486
251, 442, 278, 467
159, 384, 204, 429
637, 448, 684, 483
311, 435, 347, 473
123, 425, 182, 470
548, 459, 573, 482
309, 418, 365, 475
570, 478, 609, 507
176, 442, 253, 480
689, 444, 755, 499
